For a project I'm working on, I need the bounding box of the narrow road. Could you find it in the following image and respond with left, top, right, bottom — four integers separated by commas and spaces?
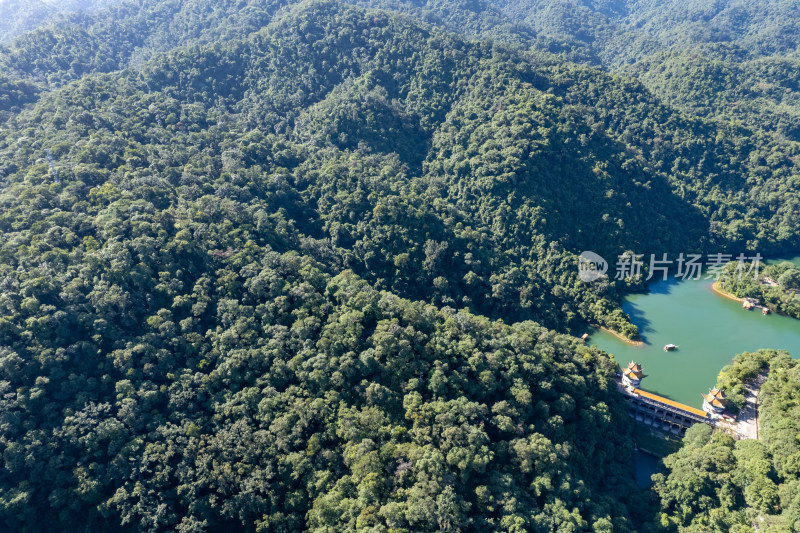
735, 371, 767, 440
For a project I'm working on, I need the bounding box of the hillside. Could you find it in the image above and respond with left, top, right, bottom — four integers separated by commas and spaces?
0, 0, 121, 42
3, 0, 800, 142
486, 0, 800, 140
1, 0, 800, 531
0, 2, 659, 530
3, 0, 799, 332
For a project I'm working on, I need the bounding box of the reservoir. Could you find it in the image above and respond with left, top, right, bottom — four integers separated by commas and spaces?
590, 257, 800, 408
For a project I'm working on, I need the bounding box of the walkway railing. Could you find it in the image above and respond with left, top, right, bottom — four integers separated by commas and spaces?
628, 390, 710, 424
615, 376, 711, 427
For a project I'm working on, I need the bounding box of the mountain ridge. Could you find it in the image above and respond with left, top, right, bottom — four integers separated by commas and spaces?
1, 0, 800, 530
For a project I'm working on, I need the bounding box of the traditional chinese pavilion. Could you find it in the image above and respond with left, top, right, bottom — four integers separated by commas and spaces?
702, 388, 729, 414
622, 361, 644, 389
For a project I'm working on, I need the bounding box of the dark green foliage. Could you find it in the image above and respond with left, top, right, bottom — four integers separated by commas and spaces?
0, 151, 640, 530
0, 73, 40, 118
1, 0, 679, 337
0, 242, 638, 530
0, 3, 662, 530
719, 261, 800, 320
1, 0, 800, 531
651, 425, 750, 531
1, 1, 799, 258
632, 47, 800, 142
654, 350, 800, 530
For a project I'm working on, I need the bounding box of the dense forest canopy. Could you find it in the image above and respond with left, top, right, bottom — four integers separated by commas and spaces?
1, 0, 800, 531
0, 0, 122, 43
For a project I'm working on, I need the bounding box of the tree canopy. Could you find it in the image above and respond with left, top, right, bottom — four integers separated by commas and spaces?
1, 0, 800, 531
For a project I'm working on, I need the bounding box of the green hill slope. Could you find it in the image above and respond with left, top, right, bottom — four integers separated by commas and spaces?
0, 3, 659, 530
0, 0, 122, 43
1, 0, 800, 530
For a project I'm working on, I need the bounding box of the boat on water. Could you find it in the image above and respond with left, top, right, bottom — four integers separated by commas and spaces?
664, 344, 677, 351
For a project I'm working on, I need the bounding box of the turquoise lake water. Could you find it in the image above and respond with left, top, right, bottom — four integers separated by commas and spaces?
589, 257, 800, 408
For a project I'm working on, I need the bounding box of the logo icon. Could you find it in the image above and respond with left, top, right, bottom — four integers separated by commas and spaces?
578, 251, 608, 282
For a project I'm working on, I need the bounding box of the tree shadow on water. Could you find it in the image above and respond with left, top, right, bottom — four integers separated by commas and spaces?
646, 277, 679, 296
621, 278, 680, 343
624, 300, 653, 344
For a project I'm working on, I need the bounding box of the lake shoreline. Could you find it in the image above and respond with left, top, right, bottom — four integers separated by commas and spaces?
592, 324, 645, 346
712, 280, 800, 321
591, 272, 800, 408
711, 281, 744, 303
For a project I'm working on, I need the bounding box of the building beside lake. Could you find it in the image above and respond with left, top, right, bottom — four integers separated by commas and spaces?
622, 361, 644, 389
702, 388, 729, 414
743, 297, 759, 310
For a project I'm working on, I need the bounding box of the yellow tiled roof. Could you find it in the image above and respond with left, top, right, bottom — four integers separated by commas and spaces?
702, 393, 728, 408
623, 368, 643, 379
633, 388, 708, 418
623, 362, 643, 379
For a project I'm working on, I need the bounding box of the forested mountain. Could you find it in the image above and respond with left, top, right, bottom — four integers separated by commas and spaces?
3, 0, 799, 332
490, 0, 800, 140
492, 0, 800, 64
0, 2, 658, 530
0, 0, 121, 43
3, 0, 799, 140
1, 0, 800, 531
